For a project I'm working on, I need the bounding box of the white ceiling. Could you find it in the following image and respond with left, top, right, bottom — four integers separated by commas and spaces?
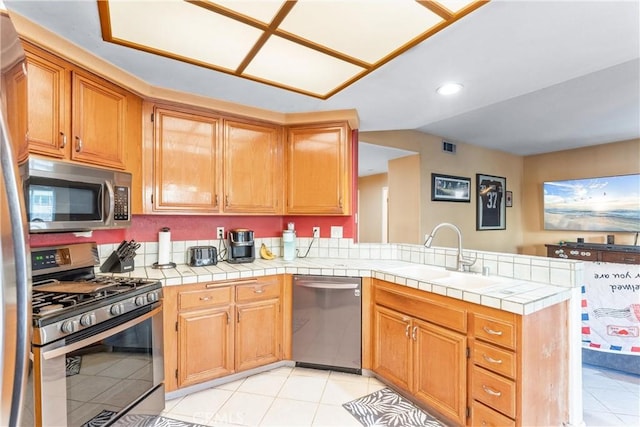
6, 0, 640, 162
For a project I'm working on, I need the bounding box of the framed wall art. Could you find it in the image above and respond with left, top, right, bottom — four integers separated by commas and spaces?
476, 173, 506, 230
431, 173, 471, 202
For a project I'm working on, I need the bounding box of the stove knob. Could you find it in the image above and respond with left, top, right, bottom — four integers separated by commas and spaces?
135, 296, 146, 306
80, 313, 96, 327
146, 291, 158, 303
61, 320, 78, 334
110, 303, 124, 316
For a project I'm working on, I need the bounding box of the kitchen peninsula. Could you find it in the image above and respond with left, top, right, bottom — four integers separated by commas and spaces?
98, 240, 583, 427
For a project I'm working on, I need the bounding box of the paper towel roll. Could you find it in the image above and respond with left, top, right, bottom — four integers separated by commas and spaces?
158, 227, 172, 265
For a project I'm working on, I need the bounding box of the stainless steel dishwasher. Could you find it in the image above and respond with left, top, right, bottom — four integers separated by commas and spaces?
292, 275, 362, 373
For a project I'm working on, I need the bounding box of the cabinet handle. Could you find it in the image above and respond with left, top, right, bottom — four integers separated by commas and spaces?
339, 197, 343, 208
482, 354, 503, 364
483, 326, 503, 336
237, 311, 240, 323
59, 132, 67, 148
482, 385, 502, 397
226, 311, 230, 324
225, 195, 229, 207
412, 326, 418, 341
75, 136, 82, 152
253, 287, 264, 294
405, 324, 410, 338
199, 296, 211, 301
214, 194, 219, 207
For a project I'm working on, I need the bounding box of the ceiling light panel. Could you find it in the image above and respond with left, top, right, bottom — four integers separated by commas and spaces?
107, 0, 262, 70
243, 35, 366, 97
437, 0, 477, 13
279, 1, 443, 64
209, 0, 286, 24
99, 0, 490, 98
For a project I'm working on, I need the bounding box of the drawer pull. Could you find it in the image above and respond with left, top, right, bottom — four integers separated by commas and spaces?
254, 287, 265, 294
482, 385, 502, 397
199, 296, 211, 301
483, 326, 503, 336
405, 324, 410, 338
482, 354, 503, 364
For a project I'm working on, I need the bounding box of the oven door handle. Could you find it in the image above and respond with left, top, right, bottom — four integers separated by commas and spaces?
41, 306, 161, 360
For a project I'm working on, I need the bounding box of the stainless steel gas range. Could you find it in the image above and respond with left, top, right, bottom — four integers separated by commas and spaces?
30, 242, 164, 427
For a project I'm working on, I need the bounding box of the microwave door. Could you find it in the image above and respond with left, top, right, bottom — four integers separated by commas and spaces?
26, 178, 105, 232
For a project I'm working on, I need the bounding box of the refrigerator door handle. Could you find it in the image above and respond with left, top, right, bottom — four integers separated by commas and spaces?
1, 104, 31, 427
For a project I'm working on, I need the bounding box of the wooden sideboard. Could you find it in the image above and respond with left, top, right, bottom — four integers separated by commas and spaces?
546, 243, 640, 264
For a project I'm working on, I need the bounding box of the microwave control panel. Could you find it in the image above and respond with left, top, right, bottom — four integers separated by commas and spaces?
113, 186, 130, 221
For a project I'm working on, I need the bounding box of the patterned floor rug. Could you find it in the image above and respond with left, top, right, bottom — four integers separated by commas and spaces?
82, 410, 205, 427
66, 355, 82, 377
343, 388, 446, 427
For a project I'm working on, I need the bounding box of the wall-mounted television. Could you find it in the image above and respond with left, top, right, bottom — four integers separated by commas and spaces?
543, 174, 640, 232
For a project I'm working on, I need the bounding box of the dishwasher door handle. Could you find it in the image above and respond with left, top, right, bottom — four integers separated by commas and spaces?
296, 282, 359, 290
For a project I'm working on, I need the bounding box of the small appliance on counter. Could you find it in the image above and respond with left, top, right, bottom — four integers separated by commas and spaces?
227, 228, 255, 263
188, 246, 218, 266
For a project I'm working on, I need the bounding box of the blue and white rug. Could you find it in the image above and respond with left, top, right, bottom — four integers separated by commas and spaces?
343, 388, 446, 427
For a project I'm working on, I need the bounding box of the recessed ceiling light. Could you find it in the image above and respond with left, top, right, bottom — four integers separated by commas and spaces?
437, 82, 464, 95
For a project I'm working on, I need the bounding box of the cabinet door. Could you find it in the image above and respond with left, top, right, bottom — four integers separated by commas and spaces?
152, 107, 221, 212
4, 60, 29, 163
235, 299, 280, 371
71, 69, 127, 169
21, 46, 69, 159
413, 319, 467, 425
286, 122, 351, 215
372, 305, 412, 390
223, 120, 283, 214
178, 307, 233, 387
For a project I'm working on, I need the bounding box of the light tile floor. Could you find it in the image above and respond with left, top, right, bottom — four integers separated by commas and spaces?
582, 364, 640, 426
162, 364, 640, 427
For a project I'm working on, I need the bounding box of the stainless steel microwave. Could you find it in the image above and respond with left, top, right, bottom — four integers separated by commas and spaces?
20, 158, 131, 233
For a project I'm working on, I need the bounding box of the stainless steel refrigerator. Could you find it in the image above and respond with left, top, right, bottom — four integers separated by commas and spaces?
0, 5, 32, 426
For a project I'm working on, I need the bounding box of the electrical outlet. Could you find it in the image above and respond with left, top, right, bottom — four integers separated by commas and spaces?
216, 227, 225, 239
312, 227, 320, 238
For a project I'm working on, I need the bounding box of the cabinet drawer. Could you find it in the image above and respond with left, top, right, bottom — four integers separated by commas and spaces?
473, 341, 516, 379
471, 401, 515, 427
179, 286, 232, 311
601, 251, 640, 264
472, 366, 516, 418
473, 313, 516, 349
236, 280, 280, 302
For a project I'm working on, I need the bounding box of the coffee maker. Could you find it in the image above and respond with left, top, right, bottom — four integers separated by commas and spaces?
227, 228, 255, 263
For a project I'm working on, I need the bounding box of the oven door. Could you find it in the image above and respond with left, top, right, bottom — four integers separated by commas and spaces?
33, 304, 164, 427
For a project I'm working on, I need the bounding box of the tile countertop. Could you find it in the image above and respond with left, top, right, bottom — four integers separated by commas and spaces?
112, 257, 572, 316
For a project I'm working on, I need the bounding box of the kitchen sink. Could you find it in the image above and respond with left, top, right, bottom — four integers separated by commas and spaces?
430, 273, 505, 291
384, 265, 452, 281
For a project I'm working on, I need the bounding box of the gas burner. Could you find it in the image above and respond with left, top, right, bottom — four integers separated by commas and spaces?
38, 304, 64, 314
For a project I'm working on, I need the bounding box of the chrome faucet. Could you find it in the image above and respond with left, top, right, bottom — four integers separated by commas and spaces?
424, 222, 476, 272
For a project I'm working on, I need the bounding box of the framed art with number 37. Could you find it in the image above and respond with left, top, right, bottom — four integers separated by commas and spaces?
476, 173, 506, 230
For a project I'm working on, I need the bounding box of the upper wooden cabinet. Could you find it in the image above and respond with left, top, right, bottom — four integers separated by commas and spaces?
223, 119, 283, 214
286, 122, 352, 215
8, 43, 138, 170
147, 106, 222, 213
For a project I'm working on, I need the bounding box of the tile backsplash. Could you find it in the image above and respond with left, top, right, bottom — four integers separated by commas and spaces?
97, 237, 583, 288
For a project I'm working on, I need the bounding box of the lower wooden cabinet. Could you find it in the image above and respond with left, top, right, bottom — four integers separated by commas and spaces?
371, 279, 569, 427
372, 282, 467, 425
163, 276, 283, 392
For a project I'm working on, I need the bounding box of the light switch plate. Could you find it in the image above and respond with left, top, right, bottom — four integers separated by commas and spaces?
330, 226, 343, 238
